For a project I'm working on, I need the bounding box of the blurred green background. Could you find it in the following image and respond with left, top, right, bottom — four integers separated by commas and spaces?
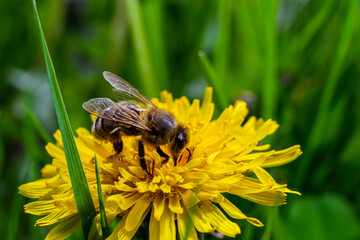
1, 0, 359, 239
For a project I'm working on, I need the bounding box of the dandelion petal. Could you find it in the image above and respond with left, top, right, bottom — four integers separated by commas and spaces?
45, 215, 81, 240
125, 195, 151, 231
198, 201, 240, 237
177, 210, 198, 240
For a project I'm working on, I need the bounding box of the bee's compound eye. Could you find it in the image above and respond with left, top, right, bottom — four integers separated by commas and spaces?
176, 132, 186, 141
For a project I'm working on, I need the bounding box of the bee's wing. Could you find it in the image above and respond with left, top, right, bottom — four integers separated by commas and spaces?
82, 98, 115, 120
103, 71, 155, 108
82, 98, 151, 131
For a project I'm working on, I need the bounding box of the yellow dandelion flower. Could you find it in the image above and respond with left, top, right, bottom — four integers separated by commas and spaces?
19, 87, 302, 240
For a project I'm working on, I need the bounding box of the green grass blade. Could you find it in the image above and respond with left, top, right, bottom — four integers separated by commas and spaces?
214, 0, 231, 84
31, 0, 96, 238
295, 0, 358, 189
198, 51, 228, 110
280, 1, 333, 70
126, 0, 158, 97
94, 155, 110, 239
143, 0, 168, 90
261, 0, 278, 119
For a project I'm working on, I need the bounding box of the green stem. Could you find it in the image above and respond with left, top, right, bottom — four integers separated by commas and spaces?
95, 155, 110, 239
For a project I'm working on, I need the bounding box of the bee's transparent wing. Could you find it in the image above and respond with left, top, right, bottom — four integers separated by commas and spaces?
103, 71, 155, 108
82, 98, 151, 131
82, 98, 116, 120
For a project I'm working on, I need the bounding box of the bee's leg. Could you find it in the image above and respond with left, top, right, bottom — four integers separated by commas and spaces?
109, 128, 123, 154
139, 140, 151, 175
186, 148, 191, 163
138, 140, 146, 170
151, 159, 155, 176
178, 147, 191, 164
156, 146, 170, 164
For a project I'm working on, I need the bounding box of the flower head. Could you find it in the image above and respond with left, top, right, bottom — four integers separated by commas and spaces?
19, 87, 302, 239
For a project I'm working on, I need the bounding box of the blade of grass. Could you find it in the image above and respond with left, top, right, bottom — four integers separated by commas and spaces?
295, 0, 358, 189
214, 0, 231, 85
143, 0, 168, 90
94, 155, 110, 239
126, 0, 158, 97
108, 0, 127, 71
233, 1, 262, 91
281, 1, 333, 70
31, 0, 96, 238
261, 0, 278, 119
198, 51, 228, 110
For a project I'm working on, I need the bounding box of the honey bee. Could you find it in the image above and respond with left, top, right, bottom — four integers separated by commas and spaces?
82, 72, 189, 174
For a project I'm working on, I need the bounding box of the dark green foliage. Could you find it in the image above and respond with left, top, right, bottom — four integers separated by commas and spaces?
1, 0, 359, 239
